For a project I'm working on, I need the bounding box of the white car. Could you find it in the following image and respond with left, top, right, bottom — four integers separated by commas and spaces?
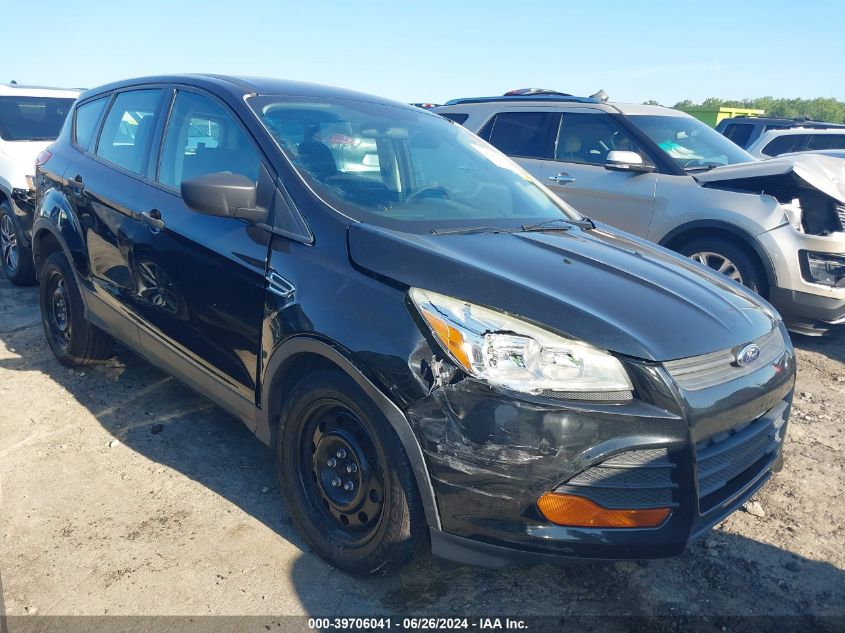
435, 93, 845, 334
747, 127, 845, 159
1, 83, 80, 284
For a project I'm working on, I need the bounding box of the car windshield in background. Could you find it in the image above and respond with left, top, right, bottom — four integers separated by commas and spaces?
0, 96, 76, 141
631, 114, 754, 170
248, 96, 580, 230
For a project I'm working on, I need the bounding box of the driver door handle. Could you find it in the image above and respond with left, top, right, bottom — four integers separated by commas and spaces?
139, 209, 165, 231
548, 172, 575, 185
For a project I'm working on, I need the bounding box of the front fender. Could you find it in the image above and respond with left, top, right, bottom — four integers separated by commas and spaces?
259, 335, 441, 531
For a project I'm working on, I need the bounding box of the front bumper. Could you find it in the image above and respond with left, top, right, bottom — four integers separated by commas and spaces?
406, 333, 795, 565
758, 224, 845, 332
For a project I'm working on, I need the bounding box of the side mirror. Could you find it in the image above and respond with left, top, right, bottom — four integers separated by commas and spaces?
605, 150, 656, 173
181, 172, 266, 223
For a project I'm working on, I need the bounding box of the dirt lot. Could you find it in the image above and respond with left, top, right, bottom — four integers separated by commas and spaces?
0, 273, 843, 629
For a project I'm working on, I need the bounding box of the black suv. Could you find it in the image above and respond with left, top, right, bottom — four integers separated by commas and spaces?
33, 75, 795, 574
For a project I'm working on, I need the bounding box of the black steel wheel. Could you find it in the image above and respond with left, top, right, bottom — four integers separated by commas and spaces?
38, 251, 114, 366
278, 370, 425, 575
0, 201, 35, 285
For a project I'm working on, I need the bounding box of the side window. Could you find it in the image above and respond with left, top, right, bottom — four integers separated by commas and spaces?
761, 134, 808, 156
806, 134, 845, 150
484, 112, 557, 159
722, 123, 753, 148
96, 90, 163, 175
440, 112, 469, 125
73, 97, 108, 150
159, 91, 260, 189
555, 112, 651, 166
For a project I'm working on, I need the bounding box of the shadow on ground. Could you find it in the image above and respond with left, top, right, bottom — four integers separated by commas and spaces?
1, 277, 843, 627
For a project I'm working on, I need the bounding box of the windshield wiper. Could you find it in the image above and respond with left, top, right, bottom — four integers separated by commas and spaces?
431, 217, 593, 236
684, 162, 723, 172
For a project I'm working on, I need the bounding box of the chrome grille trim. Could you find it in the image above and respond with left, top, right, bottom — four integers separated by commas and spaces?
663, 327, 785, 391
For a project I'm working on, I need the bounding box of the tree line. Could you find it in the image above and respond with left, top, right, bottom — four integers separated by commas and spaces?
643, 98, 845, 123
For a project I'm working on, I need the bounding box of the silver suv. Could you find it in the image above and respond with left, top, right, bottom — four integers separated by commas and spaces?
435, 94, 845, 335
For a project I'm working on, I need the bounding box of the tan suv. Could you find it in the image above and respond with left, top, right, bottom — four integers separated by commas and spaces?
436, 93, 845, 335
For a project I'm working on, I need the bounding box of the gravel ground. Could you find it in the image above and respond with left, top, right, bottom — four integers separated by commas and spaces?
0, 274, 843, 630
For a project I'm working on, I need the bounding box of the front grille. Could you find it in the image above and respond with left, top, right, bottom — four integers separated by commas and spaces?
663, 326, 785, 391
555, 448, 677, 510
537, 389, 633, 401
695, 403, 786, 513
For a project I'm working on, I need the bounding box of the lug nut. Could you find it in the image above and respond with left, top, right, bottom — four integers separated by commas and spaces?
331, 477, 342, 487
343, 481, 355, 492
346, 463, 358, 474
327, 458, 337, 468
336, 449, 347, 459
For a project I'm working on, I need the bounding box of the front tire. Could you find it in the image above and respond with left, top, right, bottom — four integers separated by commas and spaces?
277, 370, 425, 575
679, 237, 766, 294
0, 201, 35, 286
39, 251, 114, 366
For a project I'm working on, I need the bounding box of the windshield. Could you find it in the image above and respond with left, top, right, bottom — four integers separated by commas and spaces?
630, 114, 754, 170
0, 96, 76, 141
248, 96, 580, 230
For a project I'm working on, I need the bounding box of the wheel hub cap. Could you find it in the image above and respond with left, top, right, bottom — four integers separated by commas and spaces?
689, 251, 743, 284
1, 215, 18, 274
308, 409, 384, 530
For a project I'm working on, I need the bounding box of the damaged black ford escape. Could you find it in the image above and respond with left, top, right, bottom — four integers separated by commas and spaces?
33, 75, 795, 574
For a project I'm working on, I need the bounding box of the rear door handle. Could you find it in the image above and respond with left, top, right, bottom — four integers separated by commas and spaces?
548, 173, 575, 185
139, 209, 165, 231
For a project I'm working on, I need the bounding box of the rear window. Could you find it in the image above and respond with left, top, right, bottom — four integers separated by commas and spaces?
761, 134, 809, 156
721, 123, 753, 148
0, 96, 76, 141
483, 112, 557, 159
439, 112, 468, 125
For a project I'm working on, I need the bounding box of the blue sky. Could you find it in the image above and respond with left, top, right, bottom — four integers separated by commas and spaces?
4, 0, 842, 105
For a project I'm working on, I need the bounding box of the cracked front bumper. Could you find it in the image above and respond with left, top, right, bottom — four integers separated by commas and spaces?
406, 338, 795, 565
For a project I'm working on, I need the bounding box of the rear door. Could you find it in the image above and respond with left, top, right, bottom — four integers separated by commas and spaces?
476, 110, 557, 179
129, 87, 273, 408
67, 88, 165, 344
540, 110, 657, 237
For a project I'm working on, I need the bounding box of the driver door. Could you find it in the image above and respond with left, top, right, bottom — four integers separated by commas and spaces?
541, 110, 657, 237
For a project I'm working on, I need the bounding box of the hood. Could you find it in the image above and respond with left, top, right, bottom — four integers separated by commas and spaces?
348, 223, 776, 362
694, 154, 845, 205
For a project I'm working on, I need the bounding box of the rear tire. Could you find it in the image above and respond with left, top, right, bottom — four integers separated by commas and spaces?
679, 237, 766, 295
39, 251, 114, 366
0, 201, 35, 286
277, 369, 425, 575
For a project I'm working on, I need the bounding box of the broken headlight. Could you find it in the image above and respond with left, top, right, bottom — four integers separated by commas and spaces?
410, 288, 632, 396
802, 251, 845, 287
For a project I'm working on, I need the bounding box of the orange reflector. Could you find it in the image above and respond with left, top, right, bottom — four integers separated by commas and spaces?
421, 310, 472, 370
537, 493, 671, 528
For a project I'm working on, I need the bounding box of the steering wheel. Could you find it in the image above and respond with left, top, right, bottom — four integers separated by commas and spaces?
405, 184, 452, 203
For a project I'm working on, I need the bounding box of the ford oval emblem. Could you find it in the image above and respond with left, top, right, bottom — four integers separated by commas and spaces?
736, 344, 761, 367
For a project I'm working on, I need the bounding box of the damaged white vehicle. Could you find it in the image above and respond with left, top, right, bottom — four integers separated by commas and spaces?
435, 96, 845, 334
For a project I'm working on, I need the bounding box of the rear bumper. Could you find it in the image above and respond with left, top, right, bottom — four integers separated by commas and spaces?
10, 188, 36, 246
406, 340, 795, 566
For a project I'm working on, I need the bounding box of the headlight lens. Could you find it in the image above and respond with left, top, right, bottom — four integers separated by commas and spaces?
410, 288, 633, 396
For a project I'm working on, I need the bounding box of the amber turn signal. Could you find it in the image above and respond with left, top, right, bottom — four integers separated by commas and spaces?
537, 492, 671, 528
421, 310, 472, 371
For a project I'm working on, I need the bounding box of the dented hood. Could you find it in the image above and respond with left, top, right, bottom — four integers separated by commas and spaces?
348, 222, 776, 362
694, 154, 845, 204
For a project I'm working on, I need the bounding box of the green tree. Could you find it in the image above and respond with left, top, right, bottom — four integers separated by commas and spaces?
672, 97, 845, 123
